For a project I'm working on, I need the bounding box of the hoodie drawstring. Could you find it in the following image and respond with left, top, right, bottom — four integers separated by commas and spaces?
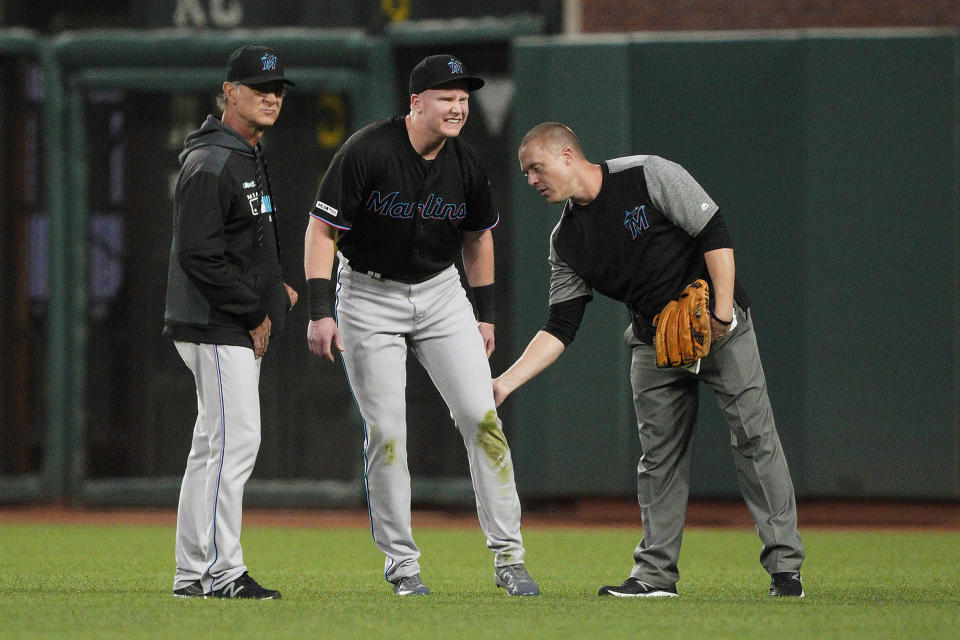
253, 147, 282, 263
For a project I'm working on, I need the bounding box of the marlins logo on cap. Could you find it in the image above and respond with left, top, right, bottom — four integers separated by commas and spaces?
226, 45, 295, 86
408, 54, 485, 94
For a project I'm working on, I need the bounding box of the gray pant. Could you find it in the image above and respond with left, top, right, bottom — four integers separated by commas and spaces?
173, 342, 262, 593
626, 305, 804, 588
336, 260, 525, 583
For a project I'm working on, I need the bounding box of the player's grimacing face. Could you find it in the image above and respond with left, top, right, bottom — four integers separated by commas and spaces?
416, 84, 470, 138
226, 81, 285, 129
519, 140, 571, 204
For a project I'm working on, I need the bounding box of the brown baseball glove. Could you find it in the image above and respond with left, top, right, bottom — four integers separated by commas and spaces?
653, 279, 712, 368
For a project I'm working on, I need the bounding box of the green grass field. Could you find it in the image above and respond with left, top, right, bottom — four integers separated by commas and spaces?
1, 521, 958, 639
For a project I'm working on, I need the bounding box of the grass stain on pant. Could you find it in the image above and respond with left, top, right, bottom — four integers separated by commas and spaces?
365, 424, 398, 465
382, 439, 398, 465
476, 410, 512, 483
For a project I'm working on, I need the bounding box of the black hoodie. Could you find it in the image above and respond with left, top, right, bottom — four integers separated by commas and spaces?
163, 115, 288, 348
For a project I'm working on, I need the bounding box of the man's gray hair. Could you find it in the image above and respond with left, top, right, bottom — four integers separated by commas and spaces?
216, 81, 242, 112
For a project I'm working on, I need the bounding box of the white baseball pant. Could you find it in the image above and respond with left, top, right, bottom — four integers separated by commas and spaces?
172, 341, 262, 593
336, 259, 526, 583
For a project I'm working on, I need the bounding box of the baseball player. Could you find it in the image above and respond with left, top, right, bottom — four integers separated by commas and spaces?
494, 122, 805, 597
163, 45, 296, 600
304, 55, 539, 597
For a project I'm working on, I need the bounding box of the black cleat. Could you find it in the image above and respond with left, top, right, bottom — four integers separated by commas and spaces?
172, 581, 207, 598
598, 577, 678, 598
212, 572, 282, 600
769, 571, 804, 597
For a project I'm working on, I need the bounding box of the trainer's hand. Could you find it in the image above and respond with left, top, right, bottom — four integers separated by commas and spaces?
285, 283, 298, 309
478, 322, 495, 358
249, 315, 272, 359
709, 307, 733, 344
307, 317, 344, 362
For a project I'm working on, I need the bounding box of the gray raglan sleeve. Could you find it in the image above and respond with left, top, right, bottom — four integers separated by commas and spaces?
642, 156, 718, 236
547, 222, 592, 306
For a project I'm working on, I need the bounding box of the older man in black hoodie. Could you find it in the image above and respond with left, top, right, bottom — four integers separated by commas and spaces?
163, 45, 296, 600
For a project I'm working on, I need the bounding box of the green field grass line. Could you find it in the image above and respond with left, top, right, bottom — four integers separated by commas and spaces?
1, 524, 958, 639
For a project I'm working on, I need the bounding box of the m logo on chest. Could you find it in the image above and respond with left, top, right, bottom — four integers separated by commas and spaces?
624, 205, 649, 239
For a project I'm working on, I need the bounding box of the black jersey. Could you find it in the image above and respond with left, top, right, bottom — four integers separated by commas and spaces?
548, 155, 747, 343
309, 116, 499, 281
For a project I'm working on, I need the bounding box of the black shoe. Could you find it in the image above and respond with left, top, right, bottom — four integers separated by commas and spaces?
598, 577, 678, 598
212, 572, 282, 600
769, 571, 804, 597
172, 581, 206, 598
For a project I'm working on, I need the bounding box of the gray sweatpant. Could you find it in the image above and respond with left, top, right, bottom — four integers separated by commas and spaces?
336, 260, 525, 583
626, 304, 804, 588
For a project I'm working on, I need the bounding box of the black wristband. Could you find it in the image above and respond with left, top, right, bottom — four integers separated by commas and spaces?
710, 309, 733, 325
307, 278, 334, 320
472, 283, 496, 324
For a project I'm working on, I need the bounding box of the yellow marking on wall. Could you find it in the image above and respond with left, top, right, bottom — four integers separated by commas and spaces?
381, 0, 410, 22
315, 92, 347, 149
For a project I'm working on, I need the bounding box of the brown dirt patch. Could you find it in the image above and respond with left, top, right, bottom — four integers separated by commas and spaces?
1, 498, 958, 530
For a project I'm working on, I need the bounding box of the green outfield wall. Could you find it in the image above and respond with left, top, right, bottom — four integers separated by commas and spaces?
1, 27, 957, 506
508, 29, 960, 498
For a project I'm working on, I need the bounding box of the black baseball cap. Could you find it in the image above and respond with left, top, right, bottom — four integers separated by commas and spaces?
226, 45, 295, 86
408, 55, 484, 94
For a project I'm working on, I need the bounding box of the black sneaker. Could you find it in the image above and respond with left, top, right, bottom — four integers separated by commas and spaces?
598, 577, 678, 598
769, 572, 804, 597
172, 581, 206, 598
212, 572, 282, 600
